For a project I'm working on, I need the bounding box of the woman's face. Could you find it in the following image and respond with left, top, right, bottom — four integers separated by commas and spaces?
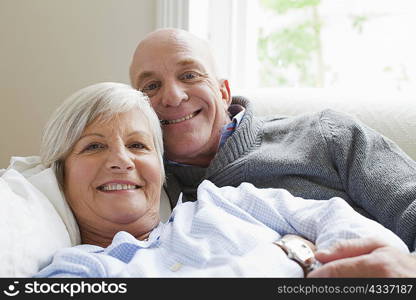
64, 108, 162, 239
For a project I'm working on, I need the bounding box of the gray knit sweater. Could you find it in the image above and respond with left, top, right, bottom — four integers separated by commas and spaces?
165, 96, 416, 250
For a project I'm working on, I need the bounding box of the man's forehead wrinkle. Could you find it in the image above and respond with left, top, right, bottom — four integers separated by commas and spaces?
169, 35, 217, 76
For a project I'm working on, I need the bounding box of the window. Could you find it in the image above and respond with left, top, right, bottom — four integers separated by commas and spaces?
256, 0, 416, 91
162, 0, 416, 92
188, 0, 260, 89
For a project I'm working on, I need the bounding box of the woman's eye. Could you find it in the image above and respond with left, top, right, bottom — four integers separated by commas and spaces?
83, 143, 105, 152
128, 143, 147, 150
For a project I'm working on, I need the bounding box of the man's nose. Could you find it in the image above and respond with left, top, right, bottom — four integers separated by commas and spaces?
160, 81, 188, 107
105, 147, 135, 172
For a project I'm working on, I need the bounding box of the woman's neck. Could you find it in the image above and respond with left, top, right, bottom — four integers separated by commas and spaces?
78, 217, 159, 248
80, 228, 153, 248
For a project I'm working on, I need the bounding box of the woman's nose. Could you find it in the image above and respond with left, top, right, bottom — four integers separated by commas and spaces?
105, 148, 135, 172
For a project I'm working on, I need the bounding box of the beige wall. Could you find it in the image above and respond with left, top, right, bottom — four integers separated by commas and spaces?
0, 0, 156, 168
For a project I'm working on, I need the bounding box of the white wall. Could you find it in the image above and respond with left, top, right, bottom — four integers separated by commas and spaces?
0, 0, 156, 168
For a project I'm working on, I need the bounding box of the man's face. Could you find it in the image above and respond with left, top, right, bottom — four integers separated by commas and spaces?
130, 32, 231, 166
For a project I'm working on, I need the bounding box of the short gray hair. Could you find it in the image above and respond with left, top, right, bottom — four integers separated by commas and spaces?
40, 82, 164, 188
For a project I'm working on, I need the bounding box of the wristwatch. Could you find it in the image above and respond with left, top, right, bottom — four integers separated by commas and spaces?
274, 237, 322, 276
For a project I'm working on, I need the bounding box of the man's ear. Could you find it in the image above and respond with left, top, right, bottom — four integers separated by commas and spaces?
219, 79, 232, 105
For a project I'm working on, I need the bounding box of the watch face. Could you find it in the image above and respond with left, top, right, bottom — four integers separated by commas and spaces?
282, 239, 315, 267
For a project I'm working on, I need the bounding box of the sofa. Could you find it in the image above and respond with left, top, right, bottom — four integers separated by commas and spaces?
1, 88, 415, 277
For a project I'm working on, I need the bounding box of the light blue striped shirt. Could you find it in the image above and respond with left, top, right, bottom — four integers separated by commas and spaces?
35, 180, 408, 278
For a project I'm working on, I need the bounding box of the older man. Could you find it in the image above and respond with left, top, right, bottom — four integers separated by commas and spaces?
129, 28, 416, 277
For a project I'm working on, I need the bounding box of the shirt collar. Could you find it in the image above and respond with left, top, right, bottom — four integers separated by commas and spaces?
166, 105, 246, 167
218, 107, 245, 147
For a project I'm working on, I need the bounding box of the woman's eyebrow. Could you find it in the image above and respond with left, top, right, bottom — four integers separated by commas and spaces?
78, 133, 105, 141
127, 131, 152, 138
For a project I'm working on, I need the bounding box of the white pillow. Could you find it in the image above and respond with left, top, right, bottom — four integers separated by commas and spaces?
0, 156, 80, 277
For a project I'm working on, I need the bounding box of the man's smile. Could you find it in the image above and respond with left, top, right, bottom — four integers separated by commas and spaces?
160, 109, 201, 125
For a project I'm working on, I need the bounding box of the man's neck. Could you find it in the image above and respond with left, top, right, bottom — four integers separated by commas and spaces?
166, 145, 219, 167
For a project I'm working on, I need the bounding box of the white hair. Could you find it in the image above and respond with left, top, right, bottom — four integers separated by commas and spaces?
40, 82, 164, 188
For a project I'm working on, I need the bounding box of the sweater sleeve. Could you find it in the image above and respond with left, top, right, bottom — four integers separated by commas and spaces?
318, 109, 416, 250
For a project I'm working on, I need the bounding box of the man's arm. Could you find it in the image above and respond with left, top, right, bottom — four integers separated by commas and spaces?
202, 181, 408, 253
319, 110, 416, 250
307, 238, 416, 277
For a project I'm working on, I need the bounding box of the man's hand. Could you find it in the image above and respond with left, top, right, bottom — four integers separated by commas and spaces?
307, 238, 416, 277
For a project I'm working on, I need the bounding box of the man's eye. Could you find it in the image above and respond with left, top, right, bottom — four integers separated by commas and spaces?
83, 143, 105, 152
180, 72, 199, 81
141, 82, 161, 92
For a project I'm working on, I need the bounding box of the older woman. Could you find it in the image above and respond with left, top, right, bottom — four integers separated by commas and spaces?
40, 82, 164, 247
36, 82, 410, 277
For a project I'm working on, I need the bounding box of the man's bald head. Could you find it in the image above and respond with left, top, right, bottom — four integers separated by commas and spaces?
129, 28, 219, 87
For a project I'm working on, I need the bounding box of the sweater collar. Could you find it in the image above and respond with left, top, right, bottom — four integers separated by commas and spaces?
165, 96, 263, 186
